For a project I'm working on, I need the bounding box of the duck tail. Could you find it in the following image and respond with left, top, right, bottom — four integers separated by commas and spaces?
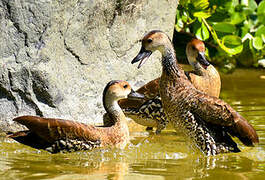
7, 130, 52, 149
232, 114, 259, 146
13, 115, 44, 127
12, 115, 94, 142
13, 116, 52, 137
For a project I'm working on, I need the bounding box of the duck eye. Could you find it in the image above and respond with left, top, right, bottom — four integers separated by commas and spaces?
147, 39, 152, 43
123, 85, 128, 89
192, 46, 196, 50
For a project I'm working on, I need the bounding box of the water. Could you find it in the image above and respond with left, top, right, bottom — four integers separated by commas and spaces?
0, 68, 265, 180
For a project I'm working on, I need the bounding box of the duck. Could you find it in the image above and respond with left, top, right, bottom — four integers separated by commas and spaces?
106, 39, 221, 134
131, 30, 259, 155
7, 80, 144, 153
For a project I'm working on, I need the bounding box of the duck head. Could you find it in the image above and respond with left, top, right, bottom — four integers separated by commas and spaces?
131, 30, 173, 68
103, 80, 144, 113
186, 39, 210, 70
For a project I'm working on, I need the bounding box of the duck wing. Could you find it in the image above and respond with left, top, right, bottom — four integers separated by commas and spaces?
190, 92, 259, 146
192, 113, 240, 153
10, 116, 102, 143
7, 130, 52, 150
136, 77, 160, 99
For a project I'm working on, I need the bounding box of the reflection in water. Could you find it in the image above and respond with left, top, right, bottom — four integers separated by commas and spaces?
130, 154, 265, 179
0, 69, 265, 179
0, 140, 129, 180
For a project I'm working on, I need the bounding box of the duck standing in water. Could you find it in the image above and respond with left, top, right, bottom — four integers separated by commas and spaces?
8, 80, 144, 153
131, 30, 259, 155
113, 39, 221, 134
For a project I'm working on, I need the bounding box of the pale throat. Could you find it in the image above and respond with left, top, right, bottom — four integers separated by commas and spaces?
105, 97, 125, 118
187, 55, 204, 75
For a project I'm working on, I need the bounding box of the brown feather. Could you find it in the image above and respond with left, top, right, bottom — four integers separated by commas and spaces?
8, 80, 136, 152
119, 65, 220, 110
189, 39, 205, 52
188, 65, 221, 97
10, 113, 129, 151
132, 30, 259, 154
160, 58, 259, 147
13, 116, 104, 143
230, 114, 259, 146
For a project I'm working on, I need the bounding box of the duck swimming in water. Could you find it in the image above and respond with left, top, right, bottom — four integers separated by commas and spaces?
8, 80, 144, 153
131, 30, 259, 155
109, 39, 221, 134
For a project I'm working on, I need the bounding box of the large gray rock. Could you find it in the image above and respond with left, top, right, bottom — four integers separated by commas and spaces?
0, 0, 177, 132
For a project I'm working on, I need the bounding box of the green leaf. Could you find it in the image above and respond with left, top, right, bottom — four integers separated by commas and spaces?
240, 0, 257, 15
201, 21, 210, 40
213, 22, 236, 33
223, 35, 242, 45
257, 0, 265, 15
227, 0, 239, 14
181, 11, 189, 23
201, 18, 243, 55
253, 36, 263, 50
257, 0, 265, 24
230, 12, 246, 24
193, 11, 211, 18
195, 21, 210, 40
192, 0, 209, 10
208, 9, 229, 22
255, 25, 265, 37
241, 0, 257, 11
248, 0, 258, 11
240, 24, 250, 38
195, 27, 204, 40
221, 35, 243, 55
262, 34, 265, 43
179, 0, 190, 7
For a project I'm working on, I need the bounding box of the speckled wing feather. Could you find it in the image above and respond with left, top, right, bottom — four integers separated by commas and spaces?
163, 73, 259, 147
191, 95, 259, 147
118, 78, 160, 109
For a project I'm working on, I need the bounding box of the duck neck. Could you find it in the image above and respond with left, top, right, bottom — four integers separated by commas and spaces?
161, 46, 180, 77
187, 55, 204, 76
103, 97, 126, 123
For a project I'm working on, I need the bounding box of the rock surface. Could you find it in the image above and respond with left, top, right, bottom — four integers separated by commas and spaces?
0, 0, 177, 132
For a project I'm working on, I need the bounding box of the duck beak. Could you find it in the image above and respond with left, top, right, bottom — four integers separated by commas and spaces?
131, 47, 152, 69
128, 89, 145, 100
197, 52, 210, 69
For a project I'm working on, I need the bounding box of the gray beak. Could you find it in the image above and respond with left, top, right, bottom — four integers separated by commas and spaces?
131, 47, 152, 69
197, 52, 210, 69
128, 89, 145, 100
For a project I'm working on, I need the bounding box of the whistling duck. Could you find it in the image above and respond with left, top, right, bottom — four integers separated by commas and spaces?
131, 30, 259, 155
110, 39, 221, 134
8, 80, 144, 153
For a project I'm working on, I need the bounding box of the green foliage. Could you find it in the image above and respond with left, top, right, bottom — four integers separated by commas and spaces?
175, 0, 265, 70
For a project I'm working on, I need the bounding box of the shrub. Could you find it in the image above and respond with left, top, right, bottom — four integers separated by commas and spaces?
175, 0, 265, 72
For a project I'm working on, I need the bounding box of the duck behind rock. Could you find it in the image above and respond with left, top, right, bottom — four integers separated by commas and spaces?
110, 39, 221, 134
7, 80, 144, 153
131, 30, 259, 155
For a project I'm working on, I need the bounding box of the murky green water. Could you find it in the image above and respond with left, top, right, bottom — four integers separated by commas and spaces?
0, 68, 265, 180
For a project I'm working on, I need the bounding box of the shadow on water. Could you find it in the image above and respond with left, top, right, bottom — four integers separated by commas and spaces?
0, 68, 265, 179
